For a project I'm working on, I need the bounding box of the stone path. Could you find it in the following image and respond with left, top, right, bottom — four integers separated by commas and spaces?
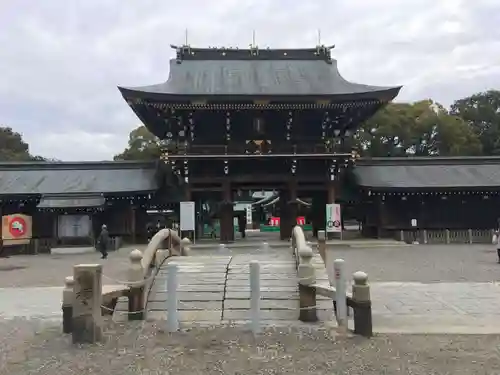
367, 281, 500, 334
146, 252, 335, 325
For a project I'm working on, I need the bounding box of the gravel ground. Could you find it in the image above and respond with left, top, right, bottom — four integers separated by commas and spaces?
2, 318, 500, 375
324, 244, 500, 282
191, 243, 500, 283
0, 246, 142, 287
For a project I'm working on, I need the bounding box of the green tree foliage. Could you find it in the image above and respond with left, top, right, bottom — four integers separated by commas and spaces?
450, 90, 500, 155
355, 100, 482, 157
0, 126, 48, 161
113, 125, 162, 161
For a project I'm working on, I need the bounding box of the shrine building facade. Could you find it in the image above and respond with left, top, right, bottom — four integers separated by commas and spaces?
118, 44, 401, 242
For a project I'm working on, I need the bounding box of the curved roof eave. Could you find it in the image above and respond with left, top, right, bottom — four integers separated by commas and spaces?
118, 85, 402, 102
118, 58, 402, 102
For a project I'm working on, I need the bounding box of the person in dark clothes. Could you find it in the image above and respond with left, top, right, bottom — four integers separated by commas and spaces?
155, 220, 163, 235
238, 214, 247, 239
97, 224, 110, 259
495, 219, 500, 263
146, 222, 154, 242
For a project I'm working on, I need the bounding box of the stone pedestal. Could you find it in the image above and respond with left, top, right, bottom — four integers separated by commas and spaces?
72, 264, 103, 344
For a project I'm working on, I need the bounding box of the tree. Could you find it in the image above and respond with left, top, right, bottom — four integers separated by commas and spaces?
114, 125, 162, 161
0, 126, 49, 161
355, 100, 482, 157
450, 90, 500, 155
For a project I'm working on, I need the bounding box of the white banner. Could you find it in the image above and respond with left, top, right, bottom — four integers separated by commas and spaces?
246, 204, 252, 225
180, 201, 195, 231
326, 203, 342, 233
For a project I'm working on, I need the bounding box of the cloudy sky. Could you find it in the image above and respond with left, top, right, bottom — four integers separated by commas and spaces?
1, 0, 499, 161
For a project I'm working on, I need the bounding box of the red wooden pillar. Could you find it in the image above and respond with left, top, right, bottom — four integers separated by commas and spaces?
220, 181, 234, 243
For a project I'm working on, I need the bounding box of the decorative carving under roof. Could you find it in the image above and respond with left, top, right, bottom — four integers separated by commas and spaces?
169, 44, 335, 63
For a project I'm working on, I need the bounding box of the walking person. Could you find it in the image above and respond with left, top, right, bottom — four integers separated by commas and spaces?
238, 214, 247, 239
97, 224, 110, 259
494, 219, 500, 263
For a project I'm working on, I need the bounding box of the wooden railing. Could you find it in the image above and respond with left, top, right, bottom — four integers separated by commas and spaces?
292, 226, 373, 337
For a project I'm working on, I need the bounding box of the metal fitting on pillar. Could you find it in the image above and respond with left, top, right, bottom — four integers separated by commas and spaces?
286, 111, 293, 141
291, 159, 297, 175
188, 112, 195, 141
225, 112, 231, 142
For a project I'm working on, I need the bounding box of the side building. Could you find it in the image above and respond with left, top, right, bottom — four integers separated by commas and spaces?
0, 161, 170, 254
353, 156, 500, 242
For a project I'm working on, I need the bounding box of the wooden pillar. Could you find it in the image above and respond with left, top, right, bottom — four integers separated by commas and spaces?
279, 189, 290, 240
377, 198, 385, 239
288, 180, 299, 238
130, 207, 136, 244
279, 182, 298, 241
220, 181, 234, 243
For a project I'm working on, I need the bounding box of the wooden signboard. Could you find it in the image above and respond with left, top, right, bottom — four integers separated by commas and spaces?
2, 214, 32, 246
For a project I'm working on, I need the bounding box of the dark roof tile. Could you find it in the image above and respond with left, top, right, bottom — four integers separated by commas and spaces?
354, 157, 500, 189
0, 161, 158, 195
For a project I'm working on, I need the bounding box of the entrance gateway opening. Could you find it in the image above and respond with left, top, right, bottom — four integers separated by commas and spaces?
118, 44, 401, 243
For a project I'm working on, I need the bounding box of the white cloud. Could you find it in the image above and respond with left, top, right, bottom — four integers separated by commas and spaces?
0, 0, 498, 160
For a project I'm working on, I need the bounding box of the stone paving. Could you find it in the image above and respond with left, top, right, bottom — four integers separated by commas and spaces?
146, 252, 335, 324
3, 238, 500, 334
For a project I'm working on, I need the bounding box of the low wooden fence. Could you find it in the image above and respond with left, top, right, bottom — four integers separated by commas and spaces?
398, 229, 494, 244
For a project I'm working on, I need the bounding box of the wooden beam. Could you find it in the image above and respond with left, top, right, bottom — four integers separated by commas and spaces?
166, 153, 352, 160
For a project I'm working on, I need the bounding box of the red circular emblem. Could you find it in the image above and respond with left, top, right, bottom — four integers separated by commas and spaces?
9, 216, 27, 238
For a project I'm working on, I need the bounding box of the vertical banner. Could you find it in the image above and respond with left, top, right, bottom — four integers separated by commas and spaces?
325, 203, 342, 233
246, 204, 252, 225
2, 213, 33, 246
180, 201, 195, 231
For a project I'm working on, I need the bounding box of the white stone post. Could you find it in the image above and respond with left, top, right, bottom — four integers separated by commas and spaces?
468, 229, 473, 244
333, 259, 347, 330
166, 262, 179, 332
72, 264, 103, 344
180, 237, 191, 256
249, 260, 261, 334
62, 276, 74, 333
261, 242, 269, 252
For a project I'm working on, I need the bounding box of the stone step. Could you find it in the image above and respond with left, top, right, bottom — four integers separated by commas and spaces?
225, 286, 299, 292
151, 284, 225, 292
149, 291, 224, 302
226, 279, 297, 287
223, 299, 334, 310
148, 301, 223, 311
224, 291, 329, 300
222, 309, 334, 321
146, 310, 222, 322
